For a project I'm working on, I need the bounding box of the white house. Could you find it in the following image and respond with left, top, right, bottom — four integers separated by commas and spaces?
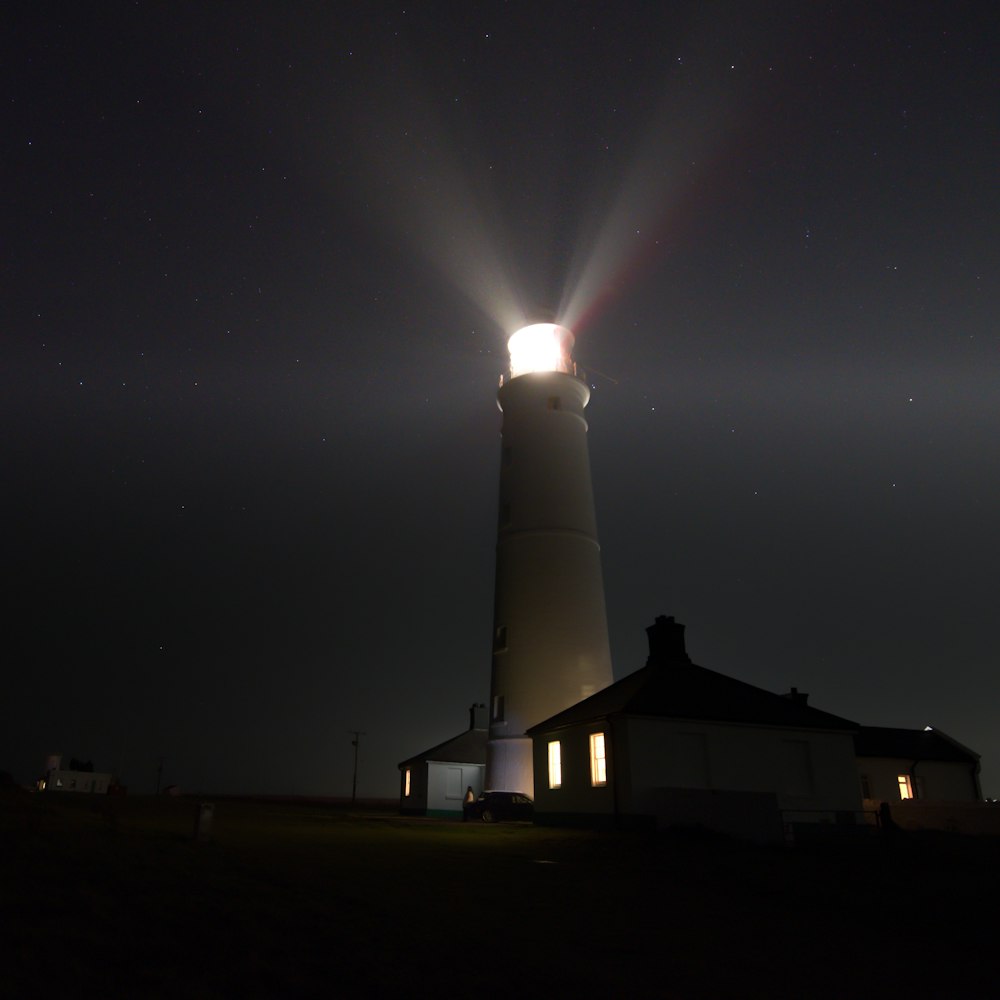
44, 770, 112, 794
527, 616, 864, 843
855, 725, 982, 804
399, 705, 487, 817
852, 725, 1000, 833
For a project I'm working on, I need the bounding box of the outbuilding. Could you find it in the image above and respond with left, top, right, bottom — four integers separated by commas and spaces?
399, 704, 487, 817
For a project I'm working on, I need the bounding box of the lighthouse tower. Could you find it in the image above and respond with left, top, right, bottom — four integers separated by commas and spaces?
485, 323, 614, 796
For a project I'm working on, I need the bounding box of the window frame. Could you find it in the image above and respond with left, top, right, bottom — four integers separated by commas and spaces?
547, 740, 562, 789
589, 731, 608, 786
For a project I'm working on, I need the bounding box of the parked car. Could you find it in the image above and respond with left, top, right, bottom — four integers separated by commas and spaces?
464, 790, 534, 823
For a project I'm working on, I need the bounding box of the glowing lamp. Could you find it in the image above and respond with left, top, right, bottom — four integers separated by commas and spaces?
507, 323, 575, 379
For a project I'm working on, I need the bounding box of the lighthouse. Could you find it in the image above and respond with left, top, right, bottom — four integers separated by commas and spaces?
485, 323, 614, 796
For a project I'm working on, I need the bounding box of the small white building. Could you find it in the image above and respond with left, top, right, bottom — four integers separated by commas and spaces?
39, 754, 112, 794
399, 705, 487, 817
854, 726, 999, 834
855, 725, 982, 804
44, 770, 112, 794
527, 616, 864, 843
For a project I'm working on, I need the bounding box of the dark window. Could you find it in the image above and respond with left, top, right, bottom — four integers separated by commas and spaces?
547, 396, 561, 410
499, 503, 511, 527
493, 625, 508, 651
492, 695, 505, 721
502, 445, 513, 467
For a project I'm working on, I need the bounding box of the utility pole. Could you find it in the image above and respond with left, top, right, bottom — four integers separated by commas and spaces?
349, 731, 366, 807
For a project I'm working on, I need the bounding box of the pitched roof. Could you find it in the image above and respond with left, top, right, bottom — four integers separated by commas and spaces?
398, 726, 487, 769
526, 616, 859, 735
527, 659, 859, 734
854, 725, 979, 763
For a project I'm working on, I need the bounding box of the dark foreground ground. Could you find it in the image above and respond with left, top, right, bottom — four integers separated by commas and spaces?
2, 789, 997, 999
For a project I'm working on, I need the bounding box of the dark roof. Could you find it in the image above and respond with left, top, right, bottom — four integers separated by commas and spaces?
398, 727, 487, 769
854, 726, 979, 763
527, 658, 859, 735
528, 616, 860, 735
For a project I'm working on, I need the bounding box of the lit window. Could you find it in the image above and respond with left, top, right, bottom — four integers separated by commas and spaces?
897, 775, 913, 800
548, 741, 562, 789
404, 768, 411, 797
589, 732, 607, 786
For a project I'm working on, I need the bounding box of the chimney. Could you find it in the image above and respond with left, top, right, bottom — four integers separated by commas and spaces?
646, 615, 691, 664
470, 703, 488, 731
782, 687, 809, 707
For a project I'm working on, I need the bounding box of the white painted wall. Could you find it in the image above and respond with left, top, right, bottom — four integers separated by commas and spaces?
532, 717, 862, 822
46, 770, 111, 794
625, 717, 862, 815
426, 761, 484, 814
858, 757, 980, 803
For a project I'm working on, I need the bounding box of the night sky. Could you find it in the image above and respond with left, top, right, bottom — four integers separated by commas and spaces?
6, 3, 997, 799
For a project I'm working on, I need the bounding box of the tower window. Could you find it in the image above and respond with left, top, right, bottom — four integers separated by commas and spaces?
492, 695, 504, 722
548, 741, 562, 789
403, 768, 411, 797
547, 396, 561, 410
502, 445, 513, 467
493, 625, 508, 652
589, 732, 607, 786
499, 503, 511, 528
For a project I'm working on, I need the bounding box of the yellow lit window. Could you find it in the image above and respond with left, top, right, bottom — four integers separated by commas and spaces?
548, 741, 562, 789
404, 768, 411, 797
897, 775, 912, 800
590, 732, 607, 786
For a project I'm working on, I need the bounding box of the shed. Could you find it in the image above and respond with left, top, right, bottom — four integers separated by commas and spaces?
399, 705, 487, 817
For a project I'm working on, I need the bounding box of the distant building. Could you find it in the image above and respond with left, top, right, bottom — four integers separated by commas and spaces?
399, 705, 487, 817
527, 616, 864, 843
40, 755, 112, 795
44, 770, 112, 794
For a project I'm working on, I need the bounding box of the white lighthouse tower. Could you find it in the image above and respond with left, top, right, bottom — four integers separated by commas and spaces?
485, 322, 614, 796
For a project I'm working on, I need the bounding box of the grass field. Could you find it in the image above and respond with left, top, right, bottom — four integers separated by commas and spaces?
2, 789, 996, 998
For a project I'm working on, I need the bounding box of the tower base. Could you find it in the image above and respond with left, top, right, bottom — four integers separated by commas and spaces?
485, 736, 533, 798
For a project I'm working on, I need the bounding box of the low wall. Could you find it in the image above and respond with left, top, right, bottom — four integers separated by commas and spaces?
886, 799, 1000, 836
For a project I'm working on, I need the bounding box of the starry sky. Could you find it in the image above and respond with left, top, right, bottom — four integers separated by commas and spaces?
5, 2, 998, 799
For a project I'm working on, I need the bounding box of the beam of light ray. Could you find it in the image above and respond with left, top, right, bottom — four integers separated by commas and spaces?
554, 0, 803, 339
559, 91, 736, 338
339, 52, 526, 336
